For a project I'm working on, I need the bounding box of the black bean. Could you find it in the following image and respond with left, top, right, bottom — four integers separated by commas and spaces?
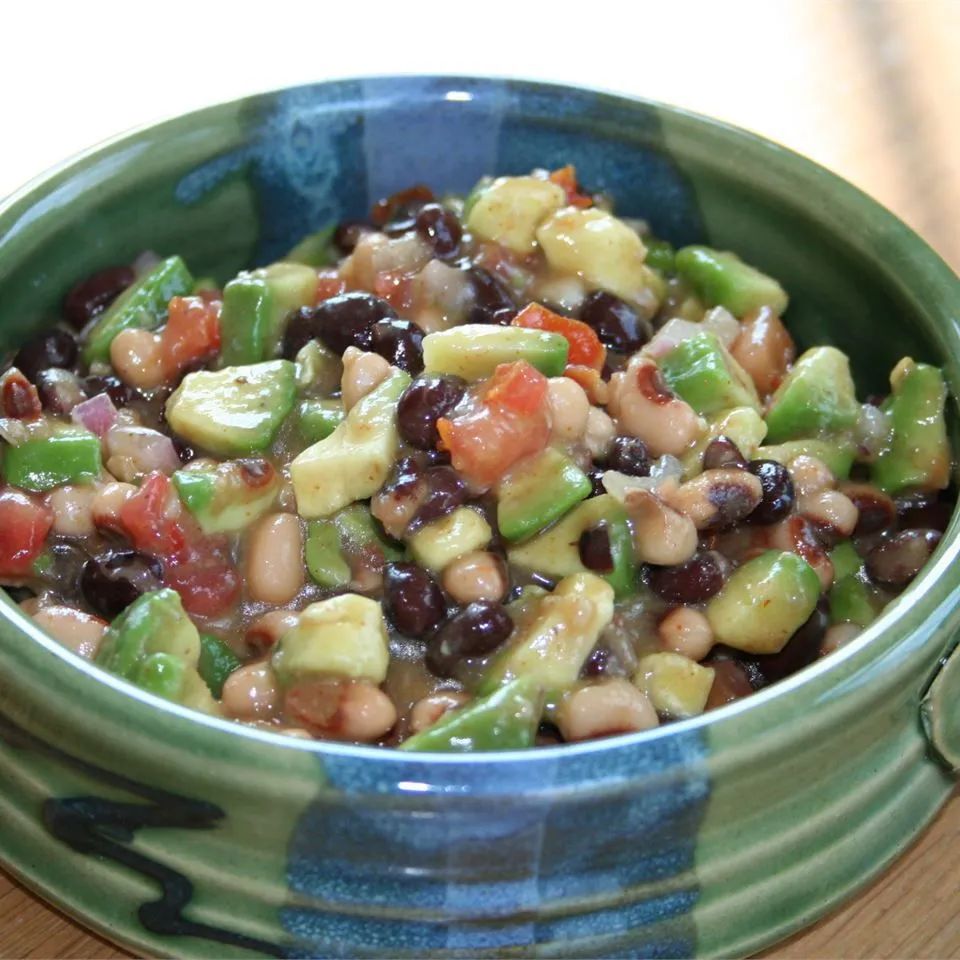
412, 466, 468, 529
426, 601, 514, 677
467, 267, 517, 325
83, 374, 134, 407
579, 524, 614, 572
702, 436, 748, 471
841, 483, 896, 535
383, 563, 445, 638
369, 319, 424, 374
35, 369, 86, 414
281, 292, 398, 358
63, 265, 135, 329
587, 468, 606, 497
13, 330, 78, 383
172, 437, 197, 464
746, 459, 795, 525
415, 203, 462, 260
582, 644, 612, 678
383, 216, 418, 237
332, 220, 373, 254
648, 551, 726, 604
424, 447, 452, 467
396, 375, 466, 449
605, 436, 651, 477
895, 492, 954, 533
35, 541, 89, 601
80, 550, 164, 620
578, 291, 652, 352
865, 529, 941, 586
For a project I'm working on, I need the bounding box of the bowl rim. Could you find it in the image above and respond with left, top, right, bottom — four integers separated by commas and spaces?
2, 73, 959, 772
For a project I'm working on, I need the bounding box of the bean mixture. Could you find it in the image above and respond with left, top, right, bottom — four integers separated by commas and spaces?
1, 166, 954, 751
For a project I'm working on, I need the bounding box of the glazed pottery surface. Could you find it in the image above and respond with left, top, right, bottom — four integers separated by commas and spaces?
0, 77, 958, 959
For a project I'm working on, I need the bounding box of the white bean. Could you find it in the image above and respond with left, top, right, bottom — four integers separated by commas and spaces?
341, 348, 392, 412
583, 406, 616, 459
90, 481, 137, 531
47, 485, 96, 537
222, 661, 280, 720
658, 607, 714, 661
555, 679, 658, 742
546, 377, 590, 443
800, 489, 859, 538
246, 513, 305, 604
109, 328, 165, 390
30, 605, 107, 659
245, 609, 301, 656
441, 551, 508, 604
788, 455, 835, 496
408, 692, 469, 734
624, 489, 698, 566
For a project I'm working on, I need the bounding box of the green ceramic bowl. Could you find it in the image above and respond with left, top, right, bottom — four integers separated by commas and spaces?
1, 77, 958, 959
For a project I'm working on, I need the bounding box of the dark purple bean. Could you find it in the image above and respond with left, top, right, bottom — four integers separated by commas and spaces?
426, 601, 513, 677
579, 524, 614, 572
412, 466, 468, 529
582, 644, 612, 678
467, 267, 517, 325
396, 375, 466, 449
578, 291, 652, 352
705, 658, 756, 708
63, 266, 135, 329
605, 436, 651, 477
424, 447, 452, 467
702, 436, 748, 471
704, 473, 764, 530
281, 293, 397, 358
172, 437, 197, 464
415, 203, 462, 260
895, 491, 954, 533
587, 468, 606, 497
840, 483, 896, 536
14, 330, 79, 383
369, 319, 424, 374
865, 529, 941, 586
35, 368, 86, 414
746, 459, 795, 525
648, 551, 726, 604
80, 550, 164, 620
35, 541, 88, 600
332, 220, 373, 254
83, 374, 134, 407
383, 216, 418, 237
383, 563, 445, 638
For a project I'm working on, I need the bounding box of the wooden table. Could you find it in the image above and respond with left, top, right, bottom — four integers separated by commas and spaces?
1, 1, 958, 957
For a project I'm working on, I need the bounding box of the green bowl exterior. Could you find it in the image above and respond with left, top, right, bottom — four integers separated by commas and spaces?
0, 77, 958, 958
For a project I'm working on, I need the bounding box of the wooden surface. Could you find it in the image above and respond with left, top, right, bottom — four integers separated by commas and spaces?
1, 1, 958, 957
1, 794, 958, 958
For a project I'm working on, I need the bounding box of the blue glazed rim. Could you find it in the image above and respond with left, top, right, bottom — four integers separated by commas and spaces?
1, 74, 959, 791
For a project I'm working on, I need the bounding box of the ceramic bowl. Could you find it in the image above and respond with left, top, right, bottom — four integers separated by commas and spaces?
1, 77, 958, 960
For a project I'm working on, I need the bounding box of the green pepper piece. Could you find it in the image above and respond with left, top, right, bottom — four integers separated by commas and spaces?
172, 471, 216, 514
219, 263, 318, 365
644, 239, 676, 274
305, 520, 352, 588
297, 399, 345, 444
828, 542, 880, 627
400, 678, 542, 753
871, 360, 950, 495
3, 429, 101, 492
82, 256, 194, 364
198, 633, 242, 698
675, 245, 788, 317
285, 225, 337, 267
173, 459, 281, 534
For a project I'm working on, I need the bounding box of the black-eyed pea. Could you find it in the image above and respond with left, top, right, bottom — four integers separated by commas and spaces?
661, 469, 762, 530
246, 513, 305, 605
583, 406, 616, 459
658, 607, 715, 661
441, 550, 508, 604
48, 484, 96, 537
624, 489, 698, 566
245, 609, 301, 657
555, 679, 658, 742
408, 691, 470, 735
799, 489, 859, 538
788, 455, 835, 496
341, 347, 392, 411
221, 661, 281, 721
30, 605, 107, 659
546, 376, 590, 442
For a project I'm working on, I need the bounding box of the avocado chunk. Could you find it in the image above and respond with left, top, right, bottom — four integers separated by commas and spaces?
706, 550, 820, 655
94, 588, 217, 713
82, 256, 194, 364
659, 331, 761, 416
507, 494, 637, 599
284, 225, 337, 267
480, 572, 615, 697
871, 359, 951, 495
763, 347, 859, 443
828, 542, 881, 627
220, 262, 318, 365
173, 459, 281, 534
497, 447, 592, 543
633, 653, 715, 719
297, 398, 345, 444
304, 504, 405, 588
408, 507, 492, 572
271, 594, 390, 685
755, 437, 856, 480
400, 678, 542, 753
291, 369, 411, 518
674, 245, 788, 317
165, 360, 296, 457
198, 633, 242, 698
465, 175, 566, 255
3, 427, 101, 492
422, 325, 568, 381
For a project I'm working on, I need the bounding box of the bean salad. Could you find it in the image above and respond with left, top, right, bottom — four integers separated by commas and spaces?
1, 166, 953, 750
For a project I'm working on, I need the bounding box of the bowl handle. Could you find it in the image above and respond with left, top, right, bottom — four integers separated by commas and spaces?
921, 637, 960, 773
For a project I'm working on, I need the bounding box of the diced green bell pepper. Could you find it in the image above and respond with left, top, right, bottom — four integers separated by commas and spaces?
644, 239, 676, 274
198, 633, 243, 698
3, 428, 101, 492
828, 542, 880, 627
82, 256, 194, 364
305, 519, 352, 588
675, 245, 788, 317
173, 459, 281, 534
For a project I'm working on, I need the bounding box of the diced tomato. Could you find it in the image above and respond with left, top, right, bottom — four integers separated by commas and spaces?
438, 361, 550, 488
120, 473, 187, 557
373, 270, 416, 313
164, 544, 240, 618
548, 165, 593, 208
316, 269, 347, 303
512, 302, 606, 370
160, 296, 221, 380
0, 489, 52, 578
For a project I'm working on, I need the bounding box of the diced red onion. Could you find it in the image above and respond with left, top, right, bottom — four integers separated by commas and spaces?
71, 393, 118, 438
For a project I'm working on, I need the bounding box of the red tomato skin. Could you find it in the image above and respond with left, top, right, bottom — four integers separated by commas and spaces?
0, 489, 53, 577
